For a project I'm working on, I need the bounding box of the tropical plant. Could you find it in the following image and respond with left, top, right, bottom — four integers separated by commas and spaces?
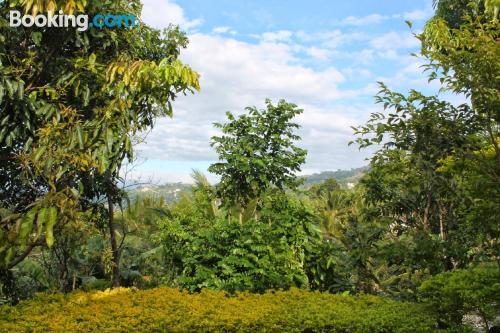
0, 0, 200, 288
209, 99, 307, 224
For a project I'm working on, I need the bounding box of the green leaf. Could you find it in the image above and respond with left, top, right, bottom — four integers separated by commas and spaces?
45, 207, 57, 248
76, 125, 84, 149
4, 79, 13, 97
34, 146, 47, 162
36, 208, 49, 239
19, 207, 38, 244
3, 247, 14, 266
31, 31, 42, 46
89, 53, 96, 66
106, 128, 113, 153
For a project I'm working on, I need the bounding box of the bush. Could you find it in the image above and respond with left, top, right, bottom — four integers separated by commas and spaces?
418, 264, 500, 330
0, 287, 452, 332
161, 192, 322, 293
177, 218, 310, 292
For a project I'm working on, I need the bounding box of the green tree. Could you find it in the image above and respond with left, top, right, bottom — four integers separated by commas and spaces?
350, 1, 499, 294
422, 1, 499, 172
0, 0, 200, 287
208, 99, 307, 224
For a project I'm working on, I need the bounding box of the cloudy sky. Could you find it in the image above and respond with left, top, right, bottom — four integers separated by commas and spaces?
131, 0, 437, 183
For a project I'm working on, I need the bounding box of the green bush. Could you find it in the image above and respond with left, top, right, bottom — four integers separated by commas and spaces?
0, 287, 453, 332
161, 191, 326, 293
418, 264, 500, 329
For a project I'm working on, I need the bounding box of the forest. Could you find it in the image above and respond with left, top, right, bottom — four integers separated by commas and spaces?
0, 0, 499, 332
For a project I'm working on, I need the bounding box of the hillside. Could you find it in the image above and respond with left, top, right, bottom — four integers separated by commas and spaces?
301, 166, 368, 188
126, 167, 368, 202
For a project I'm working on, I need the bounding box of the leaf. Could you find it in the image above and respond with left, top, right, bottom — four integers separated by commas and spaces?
3, 248, 14, 266
4, 79, 13, 97
31, 32, 42, 46
76, 125, 84, 149
36, 208, 49, 239
45, 207, 58, 248
18, 207, 38, 244
89, 53, 96, 66
106, 128, 113, 153
34, 146, 47, 162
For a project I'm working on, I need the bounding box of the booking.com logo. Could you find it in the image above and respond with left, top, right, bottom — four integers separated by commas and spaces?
9, 10, 137, 31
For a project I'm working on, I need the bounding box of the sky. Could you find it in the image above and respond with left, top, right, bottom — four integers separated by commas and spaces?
130, 0, 438, 183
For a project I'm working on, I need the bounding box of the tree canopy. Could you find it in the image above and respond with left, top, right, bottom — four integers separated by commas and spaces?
0, 0, 200, 269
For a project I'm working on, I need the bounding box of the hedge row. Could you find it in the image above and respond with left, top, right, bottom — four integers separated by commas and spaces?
1, 287, 450, 332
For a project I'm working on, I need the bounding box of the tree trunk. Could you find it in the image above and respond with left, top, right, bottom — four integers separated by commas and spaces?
422, 194, 431, 232
107, 189, 121, 288
439, 205, 446, 241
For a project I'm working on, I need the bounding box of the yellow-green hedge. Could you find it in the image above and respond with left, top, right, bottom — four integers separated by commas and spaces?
0, 287, 443, 332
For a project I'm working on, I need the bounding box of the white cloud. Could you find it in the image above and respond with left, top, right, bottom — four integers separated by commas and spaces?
375, 61, 441, 92
351, 49, 375, 65
212, 26, 237, 35
341, 67, 373, 79
400, 8, 433, 21
141, 0, 203, 30
341, 8, 432, 27
184, 34, 345, 101
136, 33, 375, 176
376, 49, 401, 60
296, 30, 365, 49
340, 14, 388, 26
212, 26, 230, 33
305, 46, 331, 61
133, 2, 428, 182
260, 30, 293, 43
370, 31, 420, 50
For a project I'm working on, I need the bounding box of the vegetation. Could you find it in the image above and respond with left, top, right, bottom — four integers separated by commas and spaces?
301, 167, 367, 189
0, 287, 452, 332
0, 0, 499, 332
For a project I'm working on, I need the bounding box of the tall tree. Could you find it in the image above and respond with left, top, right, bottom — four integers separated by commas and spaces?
0, 0, 200, 287
352, 1, 499, 275
209, 99, 307, 223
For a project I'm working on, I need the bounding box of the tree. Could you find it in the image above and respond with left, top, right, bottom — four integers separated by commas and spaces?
351, 1, 499, 282
208, 99, 307, 223
0, 0, 200, 288
422, 1, 499, 172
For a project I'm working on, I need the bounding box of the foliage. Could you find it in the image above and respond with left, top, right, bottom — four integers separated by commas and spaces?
418, 265, 500, 329
209, 99, 307, 213
303, 239, 353, 293
1, 195, 169, 302
349, 2, 500, 297
0, 287, 452, 332
0, 0, 199, 269
160, 190, 322, 293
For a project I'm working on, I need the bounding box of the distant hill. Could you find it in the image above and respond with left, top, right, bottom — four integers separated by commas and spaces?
127, 182, 192, 203
301, 166, 368, 189
126, 166, 368, 202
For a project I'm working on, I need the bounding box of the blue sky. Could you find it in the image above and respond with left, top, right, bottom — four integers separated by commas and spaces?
131, 0, 439, 183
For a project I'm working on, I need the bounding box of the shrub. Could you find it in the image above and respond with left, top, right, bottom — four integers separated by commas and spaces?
418, 264, 500, 330
161, 191, 322, 293
0, 287, 452, 332
177, 218, 310, 292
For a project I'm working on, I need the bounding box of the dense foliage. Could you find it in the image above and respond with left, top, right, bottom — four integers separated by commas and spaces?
160, 190, 321, 293
0, 0, 499, 332
0, 0, 199, 289
0, 287, 453, 332
418, 265, 500, 330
